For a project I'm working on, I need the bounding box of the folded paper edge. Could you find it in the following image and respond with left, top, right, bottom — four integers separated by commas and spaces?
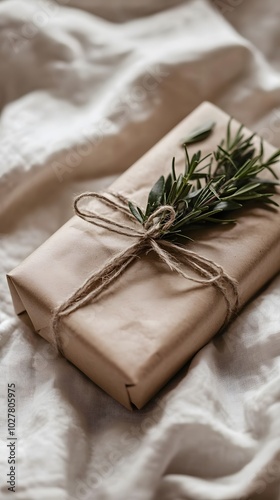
7, 275, 25, 315
7, 273, 137, 410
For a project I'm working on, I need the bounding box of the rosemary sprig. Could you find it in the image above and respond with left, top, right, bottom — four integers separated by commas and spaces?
129, 120, 280, 242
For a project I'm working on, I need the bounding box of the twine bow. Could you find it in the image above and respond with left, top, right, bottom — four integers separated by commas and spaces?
52, 191, 239, 354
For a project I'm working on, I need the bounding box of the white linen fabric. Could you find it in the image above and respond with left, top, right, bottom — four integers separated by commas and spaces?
0, 1, 280, 499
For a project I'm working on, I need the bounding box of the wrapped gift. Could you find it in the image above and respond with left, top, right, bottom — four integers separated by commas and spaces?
7, 102, 280, 409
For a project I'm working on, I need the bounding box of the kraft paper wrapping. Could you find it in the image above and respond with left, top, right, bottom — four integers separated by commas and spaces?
7, 102, 280, 409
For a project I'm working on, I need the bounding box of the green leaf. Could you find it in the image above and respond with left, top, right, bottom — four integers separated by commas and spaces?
181, 121, 216, 146
226, 118, 232, 149
171, 210, 203, 230
178, 183, 192, 200
213, 200, 242, 211
204, 216, 236, 224
234, 192, 277, 202
171, 157, 176, 181
190, 172, 209, 179
167, 179, 178, 204
145, 175, 165, 216
217, 145, 238, 171
137, 206, 145, 220
165, 173, 173, 197
184, 147, 190, 175
232, 182, 261, 196
128, 202, 144, 224
251, 177, 280, 186
261, 197, 279, 207
209, 183, 221, 200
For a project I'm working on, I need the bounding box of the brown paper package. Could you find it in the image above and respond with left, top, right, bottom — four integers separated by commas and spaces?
7, 102, 280, 409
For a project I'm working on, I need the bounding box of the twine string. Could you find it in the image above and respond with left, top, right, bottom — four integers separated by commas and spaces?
52, 192, 239, 354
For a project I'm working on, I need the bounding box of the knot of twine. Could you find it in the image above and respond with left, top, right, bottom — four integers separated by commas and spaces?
52, 191, 239, 354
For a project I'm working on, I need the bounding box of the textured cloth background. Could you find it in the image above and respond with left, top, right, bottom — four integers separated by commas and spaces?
0, 1, 280, 499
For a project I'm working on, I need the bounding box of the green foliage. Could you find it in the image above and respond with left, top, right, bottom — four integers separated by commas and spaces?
129, 120, 280, 242
181, 121, 216, 146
